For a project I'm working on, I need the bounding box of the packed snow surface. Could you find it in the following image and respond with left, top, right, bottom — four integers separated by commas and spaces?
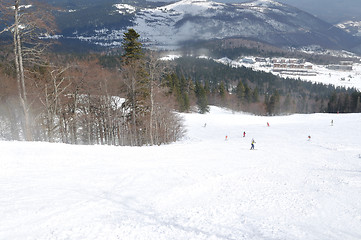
1, 107, 361, 239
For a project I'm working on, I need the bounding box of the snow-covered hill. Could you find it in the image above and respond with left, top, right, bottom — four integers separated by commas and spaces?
337, 20, 361, 37
212, 56, 361, 91
54, 0, 360, 52
131, 0, 359, 50
1, 107, 361, 239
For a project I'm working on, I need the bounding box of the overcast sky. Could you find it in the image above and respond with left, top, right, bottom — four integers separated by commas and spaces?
218, 0, 361, 23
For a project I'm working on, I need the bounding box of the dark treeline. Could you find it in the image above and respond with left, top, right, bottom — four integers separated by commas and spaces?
171, 57, 361, 115
180, 38, 359, 65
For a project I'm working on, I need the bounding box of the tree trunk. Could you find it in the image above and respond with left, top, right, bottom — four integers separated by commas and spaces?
149, 80, 154, 146
131, 75, 138, 146
13, 0, 32, 140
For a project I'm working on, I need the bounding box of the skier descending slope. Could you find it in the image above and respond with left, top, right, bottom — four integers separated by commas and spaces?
250, 138, 256, 150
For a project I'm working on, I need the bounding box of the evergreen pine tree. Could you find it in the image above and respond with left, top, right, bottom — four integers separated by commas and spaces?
204, 81, 211, 96
122, 29, 143, 63
244, 83, 252, 103
236, 80, 245, 102
195, 82, 209, 114
165, 73, 190, 112
350, 91, 359, 112
121, 28, 150, 146
219, 81, 226, 100
266, 90, 280, 115
179, 75, 190, 112
327, 91, 338, 113
163, 73, 174, 95
283, 94, 292, 113
343, 94, 350, 113
252, 87, 259, 102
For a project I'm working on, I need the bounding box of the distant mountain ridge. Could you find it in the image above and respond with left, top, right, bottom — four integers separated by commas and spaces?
215, 0, 361, 23
52, 0, 361, 53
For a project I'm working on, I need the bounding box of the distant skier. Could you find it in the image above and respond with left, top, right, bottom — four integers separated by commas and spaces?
308, 135, 311, 141
243, 131, 246, 137
225, 135, 228, 141
331, 120, 333, 126
203, 123, 207, 128
250, 138, 255, 150
267, 122, 270, 127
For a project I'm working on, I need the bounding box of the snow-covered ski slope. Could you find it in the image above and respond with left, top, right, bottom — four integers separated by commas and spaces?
1, 107, 361, 240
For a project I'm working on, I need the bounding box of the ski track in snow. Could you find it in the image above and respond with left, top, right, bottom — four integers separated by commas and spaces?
1, 106, 361, 239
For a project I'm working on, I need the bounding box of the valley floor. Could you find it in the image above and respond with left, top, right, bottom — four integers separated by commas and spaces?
1, 107, 361, 239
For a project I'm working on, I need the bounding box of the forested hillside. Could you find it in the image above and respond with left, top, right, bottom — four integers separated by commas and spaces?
0, 1, 360, 145
0, 2, 183, 145
1, 44, 360, 143
181, 38, 359, 65
172, 57, 361, 115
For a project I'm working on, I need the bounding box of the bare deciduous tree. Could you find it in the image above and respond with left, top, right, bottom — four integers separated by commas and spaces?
145, 52, 174, 145
0, 0, 56, 140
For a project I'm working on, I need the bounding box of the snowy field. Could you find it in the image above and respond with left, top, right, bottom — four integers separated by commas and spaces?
1, 107, 361, 240
273, 63, 361, 91
215, 57, 361, 91
160, 55, 361, 91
